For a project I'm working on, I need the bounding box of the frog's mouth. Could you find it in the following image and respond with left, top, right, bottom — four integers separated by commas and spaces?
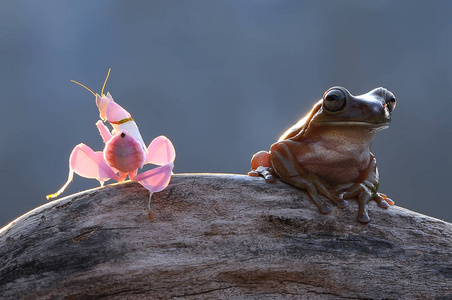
315, 120, 390, 130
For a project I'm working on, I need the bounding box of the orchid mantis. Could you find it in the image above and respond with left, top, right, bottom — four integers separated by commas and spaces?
47, 69, 176, 220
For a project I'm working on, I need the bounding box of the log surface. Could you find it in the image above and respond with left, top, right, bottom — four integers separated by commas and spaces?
1, 174, 451, 299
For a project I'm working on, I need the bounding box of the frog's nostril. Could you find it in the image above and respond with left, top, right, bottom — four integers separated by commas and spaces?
384, 90, 396, 112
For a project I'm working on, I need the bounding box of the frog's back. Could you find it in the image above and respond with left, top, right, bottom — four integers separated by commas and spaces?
278, 100, 322, 142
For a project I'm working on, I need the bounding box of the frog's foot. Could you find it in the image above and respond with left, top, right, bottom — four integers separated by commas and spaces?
248, 166, 276, 183
249, 151, 276, 182
339, 184, 394, 223
339, 187, 370, 223
280, 175, 351, 214
374, 193, 395, 208
299, 178, 336, 214
312, 179, 349, 209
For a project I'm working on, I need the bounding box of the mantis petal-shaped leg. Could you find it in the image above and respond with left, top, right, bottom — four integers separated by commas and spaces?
131, 163, 173, 193
131, 163, 174, 221
145, 136, 176, 166
47, 143, 120, 199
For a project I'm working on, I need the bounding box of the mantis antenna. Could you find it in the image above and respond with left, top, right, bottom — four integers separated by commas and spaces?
101, 68, 111, 96
70, 80, 96, 97
70, 68, 112, 97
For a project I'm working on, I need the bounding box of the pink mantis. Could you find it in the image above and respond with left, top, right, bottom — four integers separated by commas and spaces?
47, 69, 176, 220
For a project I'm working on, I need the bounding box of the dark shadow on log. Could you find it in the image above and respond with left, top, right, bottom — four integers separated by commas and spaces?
1, 174, 451, 299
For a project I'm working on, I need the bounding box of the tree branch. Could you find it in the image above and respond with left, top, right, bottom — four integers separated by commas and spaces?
1, 174, 451, 299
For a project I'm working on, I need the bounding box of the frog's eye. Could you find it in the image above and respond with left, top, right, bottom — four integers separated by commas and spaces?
323, 89, 346, 112
384, 90, 396, 112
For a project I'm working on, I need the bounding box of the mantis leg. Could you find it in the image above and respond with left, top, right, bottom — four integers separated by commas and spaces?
145, 136, 176, 166
130, 163, 174, 221
147, 192, 154, 222
96, 120, 112, 143
131, 163, 173, 193
47, 143, 119, 199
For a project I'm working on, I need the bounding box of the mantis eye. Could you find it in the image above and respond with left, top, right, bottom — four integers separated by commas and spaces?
120, 133, 126, 138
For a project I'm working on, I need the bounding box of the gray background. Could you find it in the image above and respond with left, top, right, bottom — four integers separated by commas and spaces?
1, 1, 451, 227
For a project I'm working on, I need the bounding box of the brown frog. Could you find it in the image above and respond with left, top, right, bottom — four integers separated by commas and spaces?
249, 86, 396, 223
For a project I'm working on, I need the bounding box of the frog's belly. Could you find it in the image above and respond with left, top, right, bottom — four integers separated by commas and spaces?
296, 146, 371, 185
301, 163, 363, 185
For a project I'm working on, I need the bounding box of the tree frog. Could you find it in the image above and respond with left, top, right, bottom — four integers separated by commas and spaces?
249, 86, 396, 223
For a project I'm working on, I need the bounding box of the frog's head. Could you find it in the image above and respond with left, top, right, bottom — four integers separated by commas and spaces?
313, 86, 396, 130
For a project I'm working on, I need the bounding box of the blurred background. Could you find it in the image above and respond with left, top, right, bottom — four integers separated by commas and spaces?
0, 1, 451, 226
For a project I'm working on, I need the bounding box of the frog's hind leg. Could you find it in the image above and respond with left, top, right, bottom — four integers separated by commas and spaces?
291, 176, 333, 214
358, 192, 394, 223
313, 179, 349, 209
339, 183, 374, 223
270, 142, 347, 214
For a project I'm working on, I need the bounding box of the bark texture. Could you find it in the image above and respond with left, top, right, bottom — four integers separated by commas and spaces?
1, 174, 451, 299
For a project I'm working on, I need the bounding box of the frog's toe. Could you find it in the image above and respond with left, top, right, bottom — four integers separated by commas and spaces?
335, 192, 350, 208
318, 203, 333, 214
379, 193, 395, 205
248, 170, 259, 177
264, 174, 276, 183
248, 166, 276, 183
356, 190, 373, 223
357, 211, 371, 224
313, 182, 348, 209
336, 199, 349, 209
374, 193, 394, 209
257, 166, 276, 182
378, 200, 390, 209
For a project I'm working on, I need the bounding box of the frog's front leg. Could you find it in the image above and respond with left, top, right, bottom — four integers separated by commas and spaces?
270, 141, 348, 214
248, 151, 277, 182
336, 154, 394, 223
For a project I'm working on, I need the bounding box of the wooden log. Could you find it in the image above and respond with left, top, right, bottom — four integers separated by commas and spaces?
1, 174, 451, 299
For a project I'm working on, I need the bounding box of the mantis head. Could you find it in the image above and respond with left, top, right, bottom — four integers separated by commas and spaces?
71, 69, 130, 122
